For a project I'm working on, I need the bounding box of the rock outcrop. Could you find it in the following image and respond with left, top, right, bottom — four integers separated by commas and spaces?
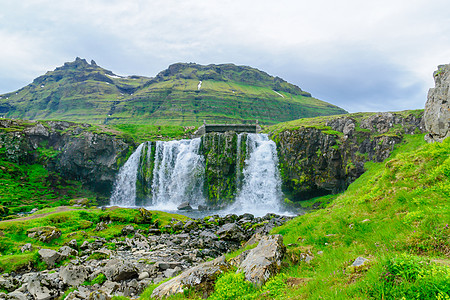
0, 119, 133, 195
424, 64, 450, 143
272, 111, 424, 200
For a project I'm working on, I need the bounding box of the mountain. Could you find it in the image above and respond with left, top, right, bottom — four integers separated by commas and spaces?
0, 58, 347, 125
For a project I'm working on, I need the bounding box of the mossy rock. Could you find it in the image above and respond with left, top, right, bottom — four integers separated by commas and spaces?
27, 226, 62, 243
0, 205, 9, 216
69, 198, 91, 207
134, 208, 153, 224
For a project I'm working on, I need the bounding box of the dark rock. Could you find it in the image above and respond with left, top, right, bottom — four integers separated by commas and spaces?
197, 205, 207, 211
216, 223, 245, 241
121, 225, 135, 236
177, 202, 193, 211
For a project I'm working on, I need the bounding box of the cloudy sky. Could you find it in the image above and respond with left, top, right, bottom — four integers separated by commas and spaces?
1, 0, 449, 112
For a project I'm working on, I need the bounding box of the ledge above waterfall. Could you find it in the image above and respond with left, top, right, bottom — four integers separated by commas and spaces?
193, 121, 262, 137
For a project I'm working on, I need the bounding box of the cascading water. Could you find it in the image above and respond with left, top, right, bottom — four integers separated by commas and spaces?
151, 138, 205, 209
227, 133, 284, 216
110, 143, 144, 207
110, 133, 289, 216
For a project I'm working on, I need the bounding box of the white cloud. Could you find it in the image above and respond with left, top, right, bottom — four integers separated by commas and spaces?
1, 0, 450, 112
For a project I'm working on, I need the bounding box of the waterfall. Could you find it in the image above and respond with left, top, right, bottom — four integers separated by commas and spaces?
110, 143, 144, 207
151, 138, 205, 209
229, 133, 284, 215
110, 134, 288, 216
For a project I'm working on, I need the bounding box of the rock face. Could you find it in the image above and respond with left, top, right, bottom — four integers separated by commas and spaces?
272, 111, 424, 200
237, 235, 286, 286
424, 64, 450, 143
0, 119, 133, 194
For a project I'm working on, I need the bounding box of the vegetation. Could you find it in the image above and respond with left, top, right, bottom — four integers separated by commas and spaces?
0, 58, 346, 126
0, 159, 94, 216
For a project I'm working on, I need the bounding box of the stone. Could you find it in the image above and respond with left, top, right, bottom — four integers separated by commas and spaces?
121, 225, 135, 236
163, 268, 179, 278
60, 264, 89, 286
352, 256, 368, 267
183, 221, 198, 231
99, 281, 120, 296
20, 243, 33, 253
38, 249, 61, 267
59, 246, 78, 257
237, 235, 286, 286
425, 64, 450, 143
95, 222, 108, 232
102, 259, 138, 282
27, 274, 55, 300
0, 276, 16, 292
197, 205, 207, 211
27, 227, 61, 243
87, 291, 111, 300
216, 223, 245, 241
6, 291, 27, 300
151, 256, 229, 299
177, 202, 193, 211
67, 239, 78, 249
138, 272, 149, 280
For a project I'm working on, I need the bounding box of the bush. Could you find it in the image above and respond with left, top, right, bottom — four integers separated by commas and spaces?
209, 272, 257, 300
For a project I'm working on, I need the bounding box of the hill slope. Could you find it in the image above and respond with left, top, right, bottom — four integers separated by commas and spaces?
0, 58, 347, 125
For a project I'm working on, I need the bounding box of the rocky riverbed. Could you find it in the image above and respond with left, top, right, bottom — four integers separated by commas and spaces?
0, 212, 292, 300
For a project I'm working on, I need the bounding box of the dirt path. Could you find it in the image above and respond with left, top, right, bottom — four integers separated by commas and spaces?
0, 206, 80, 223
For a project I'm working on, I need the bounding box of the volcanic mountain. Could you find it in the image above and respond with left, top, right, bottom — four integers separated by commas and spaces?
0, 58, 347, 125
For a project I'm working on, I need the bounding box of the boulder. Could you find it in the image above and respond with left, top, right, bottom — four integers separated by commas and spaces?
59, 246, 78, 257
27, 227, 61, 243
237, 234, 286, 286
6, 291, 27, 300
38, 249, 61, 267
27, 274, 56, 300
0, 276, 16, 292
20, 243, 33, 253
151, 256, 229, 298
102, 259, 138, 282
177, 202, 193, 211
60, 264, 89, 286
121, 225, 135, 236
216, 223, 245, 241
95, 222, 108, 232
424, 64, 450, 142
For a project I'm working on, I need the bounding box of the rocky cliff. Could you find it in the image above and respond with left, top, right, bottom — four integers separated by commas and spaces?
424, 64, 450, 143
0, 119, 134, 195
270, 111, 425, 200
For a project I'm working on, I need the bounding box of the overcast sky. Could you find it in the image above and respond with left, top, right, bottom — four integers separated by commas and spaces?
1, 0, 449, 113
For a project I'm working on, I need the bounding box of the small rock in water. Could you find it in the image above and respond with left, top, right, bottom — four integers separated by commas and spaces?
197, 205, 207, 211
177, 202, 193, 211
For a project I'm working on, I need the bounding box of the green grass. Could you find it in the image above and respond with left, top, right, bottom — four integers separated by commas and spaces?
0, 160, 94, 216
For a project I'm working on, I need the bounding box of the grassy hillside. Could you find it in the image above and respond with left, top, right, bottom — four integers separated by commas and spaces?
0, 58, 347, 126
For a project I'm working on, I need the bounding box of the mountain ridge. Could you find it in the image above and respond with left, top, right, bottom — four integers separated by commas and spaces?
0, 58, 347, 125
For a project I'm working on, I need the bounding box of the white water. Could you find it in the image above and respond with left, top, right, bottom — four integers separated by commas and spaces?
226, 134, 284, 216
110, 134, 289, 217
110, 143, 144, 207
197, 81, 202, 90
150, 138, 205, 210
